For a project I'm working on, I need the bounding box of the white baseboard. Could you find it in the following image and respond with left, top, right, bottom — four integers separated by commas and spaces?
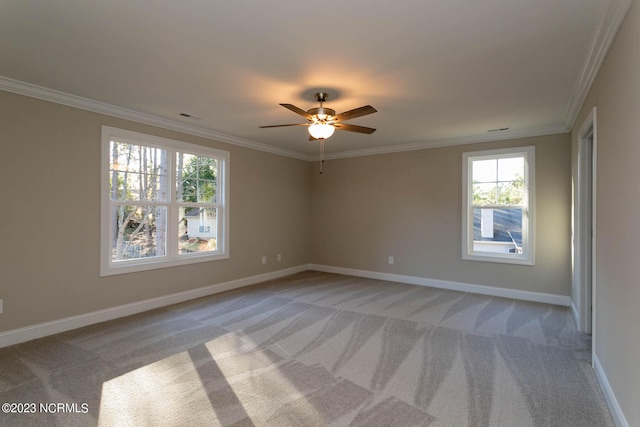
594, 355, 629, 427
0, 265, 307, 348
309, 264, 571, 306
0, 263, 573, 348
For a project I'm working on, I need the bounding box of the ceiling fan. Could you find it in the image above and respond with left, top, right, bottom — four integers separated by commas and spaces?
260, 92, 377, 141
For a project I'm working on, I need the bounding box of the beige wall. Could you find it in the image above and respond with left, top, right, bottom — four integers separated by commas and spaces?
0, 89, 573, 337
572, 0, 640, 424
0, 91, 311, 332
310, 133, 572, 296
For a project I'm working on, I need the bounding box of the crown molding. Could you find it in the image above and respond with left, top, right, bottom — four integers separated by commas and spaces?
563, 0, 632, 131
0, 76, 312, 161
315, 123, 569, 161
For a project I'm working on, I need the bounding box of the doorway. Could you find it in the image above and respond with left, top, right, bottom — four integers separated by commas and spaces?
575, 107, 597, 341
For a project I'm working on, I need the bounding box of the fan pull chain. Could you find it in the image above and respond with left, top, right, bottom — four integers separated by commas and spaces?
320, 138, 324, 174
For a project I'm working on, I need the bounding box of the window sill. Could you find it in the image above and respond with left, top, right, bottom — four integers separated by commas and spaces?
462, 253, 535, 266
100, 252, 228, 276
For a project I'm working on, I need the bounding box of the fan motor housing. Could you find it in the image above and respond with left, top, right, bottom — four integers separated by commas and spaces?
307, 107, 335, 119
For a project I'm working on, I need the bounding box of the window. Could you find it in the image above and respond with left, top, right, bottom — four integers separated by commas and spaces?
462, 146, 534, 265
101, 126, 229, 276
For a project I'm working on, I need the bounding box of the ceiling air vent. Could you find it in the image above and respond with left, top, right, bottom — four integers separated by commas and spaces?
179, 113, 201, 119
488, 127, 510, 133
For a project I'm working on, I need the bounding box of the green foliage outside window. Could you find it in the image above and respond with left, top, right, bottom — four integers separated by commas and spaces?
472, 175, 524, 206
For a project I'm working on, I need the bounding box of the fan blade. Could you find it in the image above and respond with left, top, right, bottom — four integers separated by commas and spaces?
259, 123, 309, 128
333, 105, 377, 122
334, 123, 377, 134
280, 104, 314, 120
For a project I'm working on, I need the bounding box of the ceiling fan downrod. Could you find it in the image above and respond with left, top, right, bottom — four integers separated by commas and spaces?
308, 92, 335, 121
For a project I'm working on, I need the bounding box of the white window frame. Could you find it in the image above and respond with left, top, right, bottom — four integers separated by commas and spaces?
462, 146, 535, 265
100, 126, 230, 276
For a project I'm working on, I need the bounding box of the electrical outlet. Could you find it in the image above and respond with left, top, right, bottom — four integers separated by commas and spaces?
388, 256, 394, 264
277, 253, 282, 261
262, 256, 267, 265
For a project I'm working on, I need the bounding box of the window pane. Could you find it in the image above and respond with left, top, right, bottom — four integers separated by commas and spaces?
197, 180, 216, 203
472, 159, 497, 183
177, 153, 218, 203
111, 171, 168, 201
111, 171, 140, 201
197, 157, 218, 179
497, 181, 524, 205
111, 205, 167, 261
472, 208, 523, 254
473, 183, 497, 205
109, 141, 168, 201
497, 157, 524, 181
179, 207, 218, 254
110, 141, 137, 171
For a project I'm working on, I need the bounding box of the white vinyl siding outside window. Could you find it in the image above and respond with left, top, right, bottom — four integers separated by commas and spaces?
101, 126, 229, 276
462, 146, 535, 265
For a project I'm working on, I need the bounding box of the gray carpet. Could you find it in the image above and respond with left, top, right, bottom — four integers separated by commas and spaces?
0, 271, 613, 426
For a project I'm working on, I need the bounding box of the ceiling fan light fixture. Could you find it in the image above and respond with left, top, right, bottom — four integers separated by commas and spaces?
308, 123, 335, 139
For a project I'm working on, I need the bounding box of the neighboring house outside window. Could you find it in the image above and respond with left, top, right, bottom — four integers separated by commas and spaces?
462, 146, 535, 265
101, 126, 229, 276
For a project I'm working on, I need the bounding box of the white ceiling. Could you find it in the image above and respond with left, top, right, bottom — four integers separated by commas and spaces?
0, 0, 629, 159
